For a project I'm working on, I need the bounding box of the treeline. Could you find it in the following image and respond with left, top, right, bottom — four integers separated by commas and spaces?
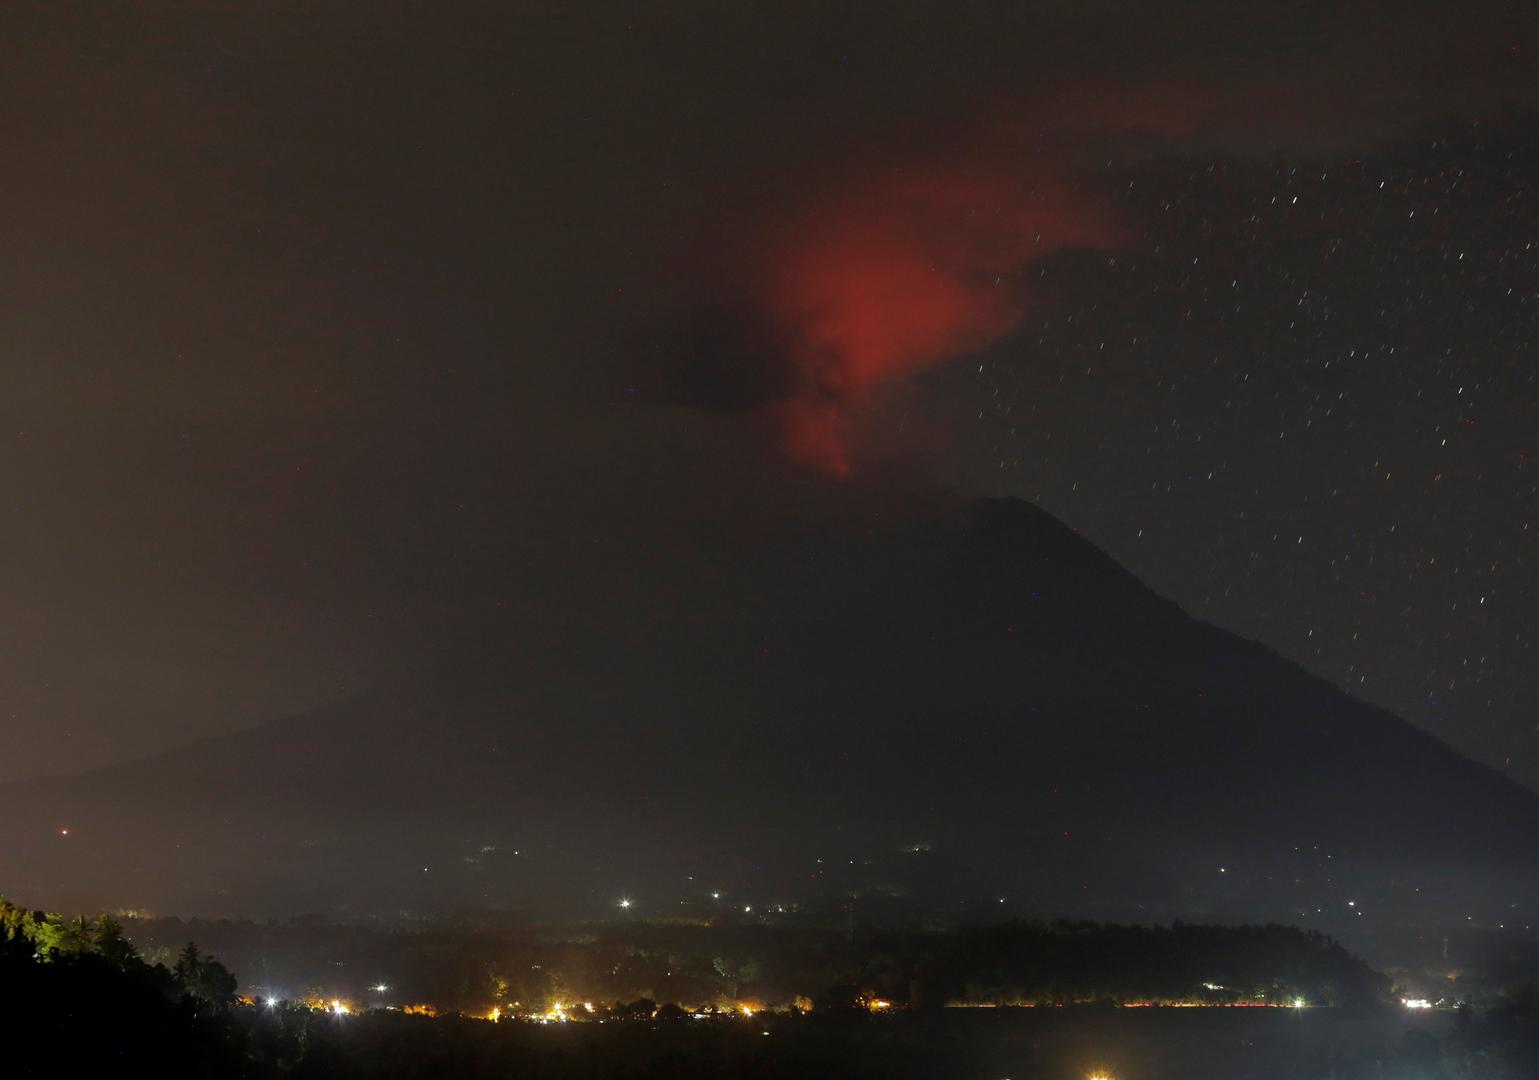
0, 896, 244, 1075
839, 920, 1392, 1009
5, 897, 1539, 1078
126, 913, 1390, 1012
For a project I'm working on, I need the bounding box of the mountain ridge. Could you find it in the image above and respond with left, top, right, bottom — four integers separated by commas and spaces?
2, 496, 1535, 927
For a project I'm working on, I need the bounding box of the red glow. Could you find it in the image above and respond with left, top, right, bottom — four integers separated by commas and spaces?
758, 168, 1118, 474
771, 398, 852, 477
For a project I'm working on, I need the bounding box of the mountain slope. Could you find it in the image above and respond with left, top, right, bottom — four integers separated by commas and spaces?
2, 497, 1535, 926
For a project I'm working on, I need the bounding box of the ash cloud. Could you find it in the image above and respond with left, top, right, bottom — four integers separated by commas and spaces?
641, 18, 1538, 477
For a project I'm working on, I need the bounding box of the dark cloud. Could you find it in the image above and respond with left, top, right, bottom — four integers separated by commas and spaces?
637, 304, 795, 415
630, 7, 1538, 473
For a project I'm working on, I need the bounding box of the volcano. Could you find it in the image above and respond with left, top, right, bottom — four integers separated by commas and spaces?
3, 497, 1535, 927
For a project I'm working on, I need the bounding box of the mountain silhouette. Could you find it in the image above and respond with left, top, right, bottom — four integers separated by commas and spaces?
3, 497, 1535, 927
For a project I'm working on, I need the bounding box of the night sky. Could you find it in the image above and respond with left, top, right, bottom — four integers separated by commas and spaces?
3, 3, 1537, 791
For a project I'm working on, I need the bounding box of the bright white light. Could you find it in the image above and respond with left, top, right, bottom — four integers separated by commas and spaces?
372, 983, 389, 993
265, 997, 280, 1008
711, 892, 721, 900
1292, 998, 1306, 1009
1402, 998, 1432, 1009
331, 1000, 349, 1015
743, 905, 752, 913
618, 897, 633, 910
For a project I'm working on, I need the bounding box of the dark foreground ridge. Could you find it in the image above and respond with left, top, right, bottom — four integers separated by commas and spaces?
5, 898, 1539, 1080
2, 497, 1537, 924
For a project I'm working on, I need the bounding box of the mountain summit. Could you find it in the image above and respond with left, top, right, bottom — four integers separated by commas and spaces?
3, 497, 1535, 925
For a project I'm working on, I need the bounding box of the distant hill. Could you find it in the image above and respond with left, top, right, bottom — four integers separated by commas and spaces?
3, 497, 1536, 926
